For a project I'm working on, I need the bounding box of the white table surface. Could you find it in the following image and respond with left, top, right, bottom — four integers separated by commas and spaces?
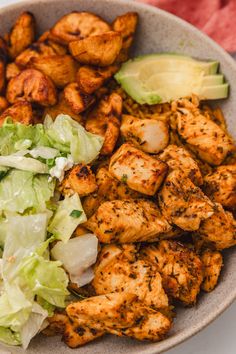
0, 0, 235, 353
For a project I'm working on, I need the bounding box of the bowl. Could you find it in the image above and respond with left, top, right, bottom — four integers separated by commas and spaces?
0, 0, 235, 353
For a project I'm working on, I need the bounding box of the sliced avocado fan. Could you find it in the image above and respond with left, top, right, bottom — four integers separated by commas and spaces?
115, 54, 229, 104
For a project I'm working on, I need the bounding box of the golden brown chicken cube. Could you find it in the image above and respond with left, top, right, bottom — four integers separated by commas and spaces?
112, 12, 138, 62
195, 203, 236, 250
86, 93, 122, 155
60, 164, 97, 197
69, 31, 123, 67
109, 143, 168, 195
6, 69, 57, 106
0, 36, 7, 94
176, 110, 235, 165
85, 199, 172, 243
93, 244, 169, 309
141, 240, 204, 305
64, 82, 95, 114
158, 170, 214, 231
0, 100, 33, 126
159, 144, 203, 186
201, 249, 223, 292
121, 114, 169, 154
29, 55, 78, 88
6, 62, 21, 81
50, 12, 111, 45
203, 165, 236, 209
8, 12, 35, 59
0, 96, 9, 114
76, 64, 119, 94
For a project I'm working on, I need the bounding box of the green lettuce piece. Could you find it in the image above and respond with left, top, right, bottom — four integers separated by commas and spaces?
48, 193, 87, 243
0, 170, 55, 214
44, 114, 104, 163
0, 326, 21, 346
0, 155, 48, 173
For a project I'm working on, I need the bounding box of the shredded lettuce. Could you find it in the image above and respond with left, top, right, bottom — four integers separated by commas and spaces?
0, 155, 49, 173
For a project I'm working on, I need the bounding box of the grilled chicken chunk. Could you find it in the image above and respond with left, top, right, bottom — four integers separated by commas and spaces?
0, 97, 9, 114
0, 37, 7, 94
141, 240, 203, 305
93, 244, 169, 309
85, 199, 172, 243
50, 12, 111, 45
109, 143, 168, 195
7, 12, 35, 59
6, 62, 21, 80
64, 82, 95, 114
176, 110, 235, 165
60, 164, 97, 197
194, 203, 236, 250
201, 250, 223, 292
159, 144, 203, 185
69, 31, 123, 67
159, 170, 214, 231
0, 100, 33, 126
86, 93, 122, 155
121, 115, 169, 154
203, 165, 236, 209
6, 69, 57, 106
67, 292, 172, 342
83, 167, 140, 217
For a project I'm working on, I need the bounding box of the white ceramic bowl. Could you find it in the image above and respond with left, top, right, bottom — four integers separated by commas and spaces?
0, 0, 235, 353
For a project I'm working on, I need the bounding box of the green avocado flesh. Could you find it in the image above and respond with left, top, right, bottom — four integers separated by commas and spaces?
115, 54, 228, 104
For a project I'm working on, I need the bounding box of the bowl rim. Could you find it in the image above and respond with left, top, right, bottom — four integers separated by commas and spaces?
0, 0, 235, 353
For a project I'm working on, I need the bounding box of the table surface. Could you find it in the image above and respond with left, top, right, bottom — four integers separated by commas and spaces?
0, 0, 235, 353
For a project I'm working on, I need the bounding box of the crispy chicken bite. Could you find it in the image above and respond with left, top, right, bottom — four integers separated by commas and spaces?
176, 110, 235, 165
29, 55, 78, 88
109, 143, 168, 195
85, 199, 172, 243
194, 203, 236, 250
201, 249, 223, 292
7, 12, 35, 59
0, 100, 33, 126
159, 144, 203, 185
6, 69, 57, 106
121, 115, 169, 154
0, 36, 8, 93
76, 64, 119, 94
6, 62, 21, 81
60, 164, 97, 197
158, 170, 214, 231
64, 82, 95, 114
86, 93, 122, 155
203, 165, 236, 209
50, 12, 111, 45
141, 240, 203, 305
112, 12, 138, 62
93, 244, 169, 309
0, 96, 9, 114
69, 31, 123, 66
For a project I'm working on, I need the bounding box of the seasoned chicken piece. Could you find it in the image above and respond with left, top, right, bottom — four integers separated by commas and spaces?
159, 145, 203, 185
86, 93, 122, 155
176, 110, 235, 165
201, 250, 223, 292
76, 64, 119, 94
60, 164, 97, 197
0, 100, 33, 126
93, 244, 169, 309
203, 165, 236, 209
50, 12, 111, 45
159, 170, 214, 231
6, 69, 57, 106
0, 37, 7, 93
69, 32, 123, 66
64, 83, 95, 114
29, 55, 78, 88
0, 97, 9, 114
141, 240, 203, 305
85, 199, 172, 243
43, 92, 83, 123
112, 12, 138, 62
121, 115, 169, 154
109, 143, 168, 195
195, 203, 236, 250
6, 62, 21, 80
73, 225, 90, 237
8, 12, 35, 59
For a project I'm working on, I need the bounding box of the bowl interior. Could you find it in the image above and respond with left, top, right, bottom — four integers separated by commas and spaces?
0, 0, 235, 353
